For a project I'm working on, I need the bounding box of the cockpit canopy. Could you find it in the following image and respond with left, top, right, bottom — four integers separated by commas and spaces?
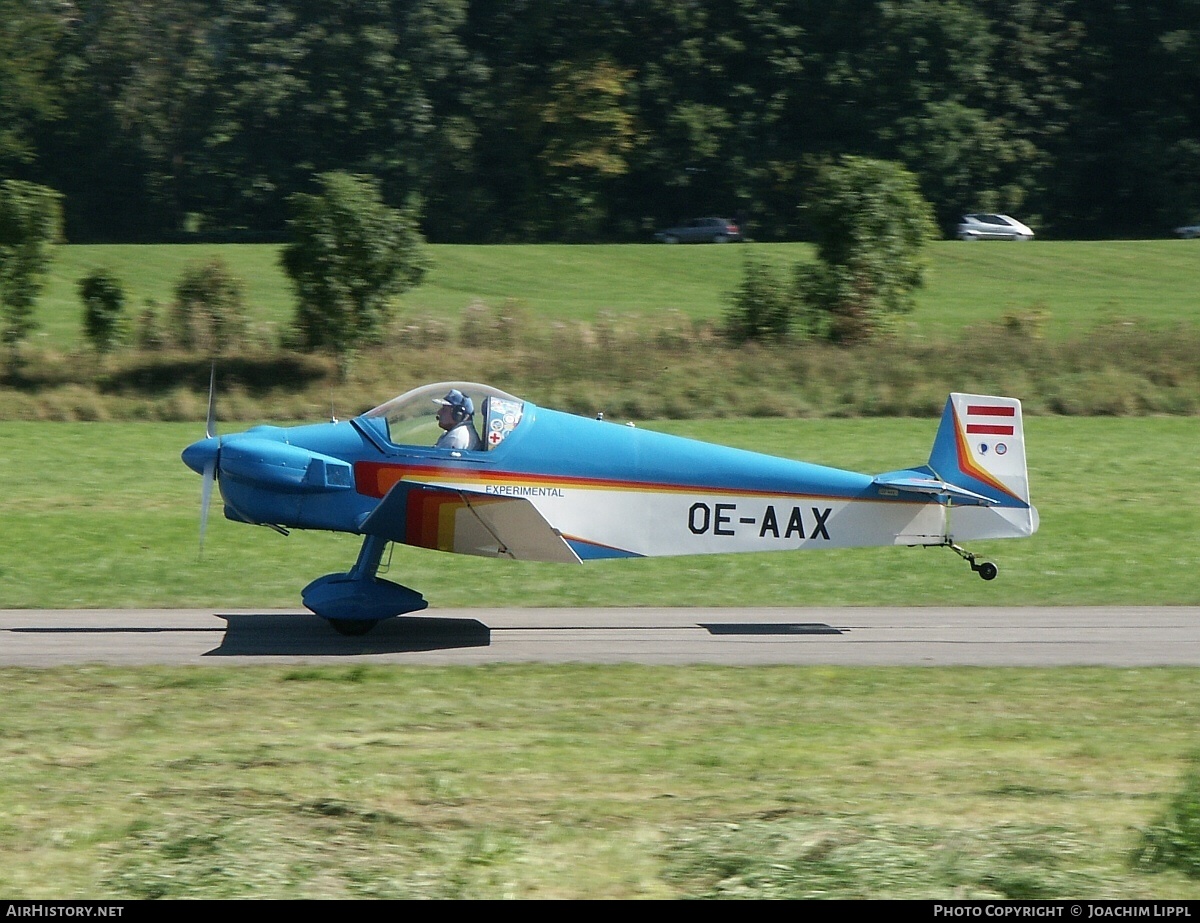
359, 381, 526, 451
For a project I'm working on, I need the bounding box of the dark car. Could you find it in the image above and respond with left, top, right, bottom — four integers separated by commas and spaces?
654, 217, 744, 243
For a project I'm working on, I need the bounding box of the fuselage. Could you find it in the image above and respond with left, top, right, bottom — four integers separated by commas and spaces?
182, 394, 997, 560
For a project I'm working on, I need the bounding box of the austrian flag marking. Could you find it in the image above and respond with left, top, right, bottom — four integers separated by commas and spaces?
965, 403, 1015, 436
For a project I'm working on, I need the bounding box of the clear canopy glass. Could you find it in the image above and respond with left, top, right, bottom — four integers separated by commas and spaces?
360, 381, 525, 450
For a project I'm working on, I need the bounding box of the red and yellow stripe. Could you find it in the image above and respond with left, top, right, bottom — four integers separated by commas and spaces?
952, 407, 1020, 500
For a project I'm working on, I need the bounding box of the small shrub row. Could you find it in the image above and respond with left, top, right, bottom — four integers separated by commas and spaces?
1, 306, 1196, 422
76, 258, 253, 357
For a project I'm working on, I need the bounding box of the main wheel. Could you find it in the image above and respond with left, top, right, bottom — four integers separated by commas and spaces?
329, 619, 378, 636
977, 562, 998, 581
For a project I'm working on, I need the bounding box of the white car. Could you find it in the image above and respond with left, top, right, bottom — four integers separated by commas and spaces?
956, 213, 1035, 241
1174, 222, 1200, 239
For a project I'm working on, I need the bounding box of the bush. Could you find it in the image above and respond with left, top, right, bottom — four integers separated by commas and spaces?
723, 257, 794, 344
79, 268, 126, 353
1132, 757, 1200, 877
135, 302, 168, 351
0, 180, 63, 366
170, 259, 248, 355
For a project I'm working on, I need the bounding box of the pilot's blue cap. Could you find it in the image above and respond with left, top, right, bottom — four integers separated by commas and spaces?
433, 389, 474, 415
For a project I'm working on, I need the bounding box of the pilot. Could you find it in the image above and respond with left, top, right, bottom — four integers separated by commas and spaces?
433, 389, 482, 451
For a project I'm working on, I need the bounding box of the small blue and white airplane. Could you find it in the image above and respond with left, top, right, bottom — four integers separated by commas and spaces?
182, 381, 1038, 635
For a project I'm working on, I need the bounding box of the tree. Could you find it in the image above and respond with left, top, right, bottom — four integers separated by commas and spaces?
538, 56, 637, 240
79, 268, 126, 354
195, 0, 480, 236
0, 0, 65, 173
796, 157, 938, 344
0, 179, 62, 367
281, 172, 429, 370
40, 0, 217, 239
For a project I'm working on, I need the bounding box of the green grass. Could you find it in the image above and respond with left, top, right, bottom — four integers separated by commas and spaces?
1, 416, 1195, 609
0, 664, 1197, 898
34, 240, 1200, 350
916, 240, 1200, 339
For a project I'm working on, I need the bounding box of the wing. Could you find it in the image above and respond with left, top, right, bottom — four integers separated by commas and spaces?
358, 481, 581, 564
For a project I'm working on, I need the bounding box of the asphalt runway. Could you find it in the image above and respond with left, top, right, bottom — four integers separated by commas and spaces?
1, 607, 1199, 666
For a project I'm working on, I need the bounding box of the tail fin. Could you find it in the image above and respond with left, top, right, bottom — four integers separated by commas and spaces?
871, 394, 1037, 542
928, 393, 1038, 539
928, 393, 1029, 505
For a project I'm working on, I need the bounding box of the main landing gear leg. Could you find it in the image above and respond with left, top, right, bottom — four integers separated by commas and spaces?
348, 533, 388, 582
301, 533, 429, 635
944, 540, 998, 581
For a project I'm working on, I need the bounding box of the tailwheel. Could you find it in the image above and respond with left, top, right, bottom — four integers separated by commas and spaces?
944, 541, 998, 581
329, 619, 378, 637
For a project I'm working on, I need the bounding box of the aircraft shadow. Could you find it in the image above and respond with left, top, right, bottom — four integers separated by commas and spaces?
208, 613, 491, 657
699, 622, 843, 636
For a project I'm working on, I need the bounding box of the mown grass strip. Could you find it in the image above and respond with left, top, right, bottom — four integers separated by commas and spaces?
0, 664, 1197, 898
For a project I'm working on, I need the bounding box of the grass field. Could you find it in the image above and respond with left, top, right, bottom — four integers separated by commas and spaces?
35, 239, 1200, 349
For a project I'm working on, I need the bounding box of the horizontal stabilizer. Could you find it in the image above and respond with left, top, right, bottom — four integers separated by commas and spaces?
872, 469, 997, 506
359, 481, 581, 564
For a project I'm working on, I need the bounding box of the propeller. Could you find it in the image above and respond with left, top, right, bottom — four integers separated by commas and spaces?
205, 363, 217, 440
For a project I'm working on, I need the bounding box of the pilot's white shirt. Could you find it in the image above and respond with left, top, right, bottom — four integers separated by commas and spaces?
435, 421, 481, 451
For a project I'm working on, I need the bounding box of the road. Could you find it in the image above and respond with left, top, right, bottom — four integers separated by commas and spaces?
1, 607, 1198, 666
